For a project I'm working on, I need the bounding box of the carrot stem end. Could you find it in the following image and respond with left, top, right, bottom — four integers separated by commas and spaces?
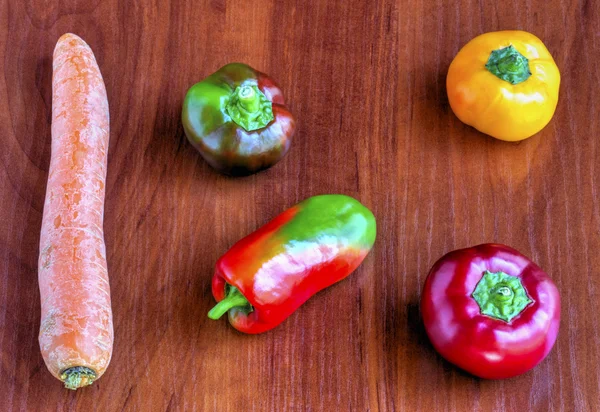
60, 366, 97, 390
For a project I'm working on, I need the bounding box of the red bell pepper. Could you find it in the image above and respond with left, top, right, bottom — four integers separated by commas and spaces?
207, 195, 377, 334
421, 244, 560, 379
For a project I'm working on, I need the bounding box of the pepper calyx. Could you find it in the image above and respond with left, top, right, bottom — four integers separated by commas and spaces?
208, 284, 253, 320
225, 85, 274, 131
471, 270, 532, 322
485, 45, 532, 85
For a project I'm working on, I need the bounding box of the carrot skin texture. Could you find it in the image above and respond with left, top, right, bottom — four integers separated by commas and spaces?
38, 33, 113, 388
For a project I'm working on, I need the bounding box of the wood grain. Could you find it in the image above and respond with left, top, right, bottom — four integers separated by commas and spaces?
1, 0, 599, 410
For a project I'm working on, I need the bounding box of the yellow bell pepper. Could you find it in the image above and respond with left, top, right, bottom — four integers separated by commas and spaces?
447, 31, 560, 141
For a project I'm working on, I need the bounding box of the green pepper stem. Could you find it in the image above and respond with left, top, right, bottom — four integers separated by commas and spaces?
208, 286, 250, 320
60, 366, 97, 390
471, 270, 532, 323
495, 286, 512, 298
237, 86, 259, 112
485, 45, 532, 85
225, 85, 274, 131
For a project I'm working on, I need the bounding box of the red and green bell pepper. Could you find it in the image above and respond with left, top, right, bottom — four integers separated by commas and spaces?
421, 243, 561, 379
208, 194, 377, 334
182, 63, 296, 176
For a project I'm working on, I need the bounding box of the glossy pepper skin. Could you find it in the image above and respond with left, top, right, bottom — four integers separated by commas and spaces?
208, 195, 376, 334
421, 244, 560, 379
182, 63, 296, 176
447, 31, 560, 141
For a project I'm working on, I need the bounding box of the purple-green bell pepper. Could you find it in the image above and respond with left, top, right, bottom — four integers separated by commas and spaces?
182, 63, 296, 176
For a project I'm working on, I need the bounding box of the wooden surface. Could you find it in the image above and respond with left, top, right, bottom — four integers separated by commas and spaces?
1, 0, 599, 410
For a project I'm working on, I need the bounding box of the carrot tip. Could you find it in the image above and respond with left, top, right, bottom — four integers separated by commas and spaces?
60, 367, 97, 390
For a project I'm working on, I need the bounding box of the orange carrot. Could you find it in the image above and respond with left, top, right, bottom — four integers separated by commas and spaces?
38, 33, 113, 390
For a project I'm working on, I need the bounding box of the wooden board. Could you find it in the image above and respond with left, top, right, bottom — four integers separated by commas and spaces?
1, 0, 599, 410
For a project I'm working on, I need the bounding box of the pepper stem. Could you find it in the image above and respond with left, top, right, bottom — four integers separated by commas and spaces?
496, 286, 512, 298
60, 366, 97, 390
237, 86, 259, 112
471, 270, 532, 323
225, 85, 274, 131
485, 45, 532, 85
208, 286, 251, 320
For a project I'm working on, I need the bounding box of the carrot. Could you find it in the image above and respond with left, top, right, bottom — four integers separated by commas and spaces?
38, 33, 113, 390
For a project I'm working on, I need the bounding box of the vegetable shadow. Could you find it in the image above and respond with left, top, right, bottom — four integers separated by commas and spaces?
8, 55, 59, 394
405, 299, 479, 382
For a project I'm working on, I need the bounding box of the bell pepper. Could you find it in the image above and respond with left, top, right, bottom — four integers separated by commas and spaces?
182, 63, 296, 176
207, 194, 376, 334
421, 244, 561, 379
446, 31, 560, 141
